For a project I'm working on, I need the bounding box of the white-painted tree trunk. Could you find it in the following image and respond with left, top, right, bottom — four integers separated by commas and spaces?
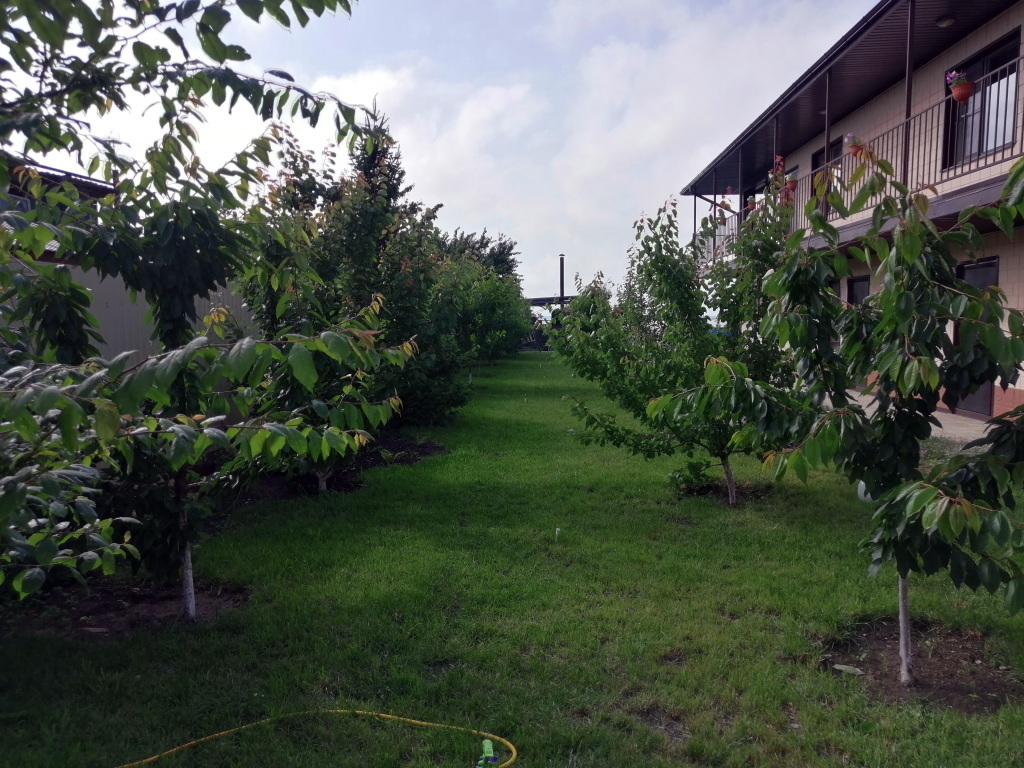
898, 575, 914, 687
317, 468, 334, 494
176, 469, 196, 623
182, 541, 196, 622
722, 456, 737, 506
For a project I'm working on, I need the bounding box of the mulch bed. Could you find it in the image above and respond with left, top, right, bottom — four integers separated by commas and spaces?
0, 577, 248, 640
821, 616, 1024, 715
674, 480, 774, 505
233, 432, 447, 503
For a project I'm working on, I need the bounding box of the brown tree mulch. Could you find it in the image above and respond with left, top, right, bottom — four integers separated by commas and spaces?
0, 577, 248, 640
674, 480, 774, 505
821, 616, 1024, 715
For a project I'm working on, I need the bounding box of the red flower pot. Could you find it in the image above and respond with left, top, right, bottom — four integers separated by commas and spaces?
950, 81, 975, 104
849, 144, 864, 158
784, 179, 798, 192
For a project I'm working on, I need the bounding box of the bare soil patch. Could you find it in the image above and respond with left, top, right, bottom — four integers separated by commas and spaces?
0, 577, 248, 640
821, 616, 1024, 715
673, 480, 773, 505
632, 704, 691, 744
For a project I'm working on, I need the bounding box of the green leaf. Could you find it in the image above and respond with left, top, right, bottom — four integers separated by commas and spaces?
237, 0, 263, 21
13, 567, 46, 598
78, 551, 100, 573
989, 511, 1013, 548
93, 401, 121, 442
228, 337, 257, 380
33, 537, 58, 565
59, 405, 81, 451
907, 486, 939, 518
1006, 578, 1024, 614
288, 343, 318, 391
790, 452, 808, 484
275, 292, 290, 319
978, 557, 1003, 594
35, 386, 63, 414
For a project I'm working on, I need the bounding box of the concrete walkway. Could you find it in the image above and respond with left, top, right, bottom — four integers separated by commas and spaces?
848, 391, 990, 444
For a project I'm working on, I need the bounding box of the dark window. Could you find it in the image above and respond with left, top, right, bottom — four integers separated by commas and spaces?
847, 276, 870, 305
952, 257, 999, 416
811, 138, 843, 172
945, 32, 1020, 169
957, 256, 999, 291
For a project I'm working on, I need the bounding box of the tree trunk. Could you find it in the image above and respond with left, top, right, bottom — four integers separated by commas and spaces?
722, 455, 737, 506
182, 542, 196, 623
898, 575, 914, 687
316, 468, 334, 494
176, 468, 196, 623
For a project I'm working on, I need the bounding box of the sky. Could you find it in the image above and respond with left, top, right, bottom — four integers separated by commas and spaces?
89, 0, 881, 299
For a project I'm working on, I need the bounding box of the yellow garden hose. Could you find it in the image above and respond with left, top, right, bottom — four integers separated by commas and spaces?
113, 708, 518, 768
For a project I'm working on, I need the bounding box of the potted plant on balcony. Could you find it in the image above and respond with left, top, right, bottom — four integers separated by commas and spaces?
784, 172, 798, 192
845, 132, 866, 158
747, 195, 757, 211
946, 70, 974, 104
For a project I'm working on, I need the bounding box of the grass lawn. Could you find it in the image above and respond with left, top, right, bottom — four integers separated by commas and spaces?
2, 352, 1024, 767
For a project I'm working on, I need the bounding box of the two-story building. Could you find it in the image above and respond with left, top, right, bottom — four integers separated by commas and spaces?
681, 0, 1024, 418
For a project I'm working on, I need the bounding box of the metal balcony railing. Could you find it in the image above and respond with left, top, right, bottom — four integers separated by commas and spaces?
791, 54, 1024, 233
696, 55, 1024, 259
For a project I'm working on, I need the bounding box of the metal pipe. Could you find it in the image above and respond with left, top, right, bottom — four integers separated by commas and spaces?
559, 254, 565, 306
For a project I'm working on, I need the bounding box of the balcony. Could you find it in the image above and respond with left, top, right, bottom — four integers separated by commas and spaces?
699, 53, 1024, 256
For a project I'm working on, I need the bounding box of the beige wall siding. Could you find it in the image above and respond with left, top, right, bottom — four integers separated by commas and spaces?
78, 269, 256, 361
981, 230, 1024, 312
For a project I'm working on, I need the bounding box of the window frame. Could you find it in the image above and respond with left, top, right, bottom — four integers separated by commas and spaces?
943, 30, 1021, 171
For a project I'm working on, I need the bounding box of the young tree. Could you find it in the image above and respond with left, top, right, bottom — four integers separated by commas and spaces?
553, 170, 793, 505
659, 155, 1024, 685
250, 118, 467, 424
439, 228, 522, 282
1, 298, 415, 620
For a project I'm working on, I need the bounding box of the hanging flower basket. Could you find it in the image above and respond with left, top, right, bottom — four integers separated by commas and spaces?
845, 133, 866, 158
950, 81, 975, 104
947, 71, 974, 104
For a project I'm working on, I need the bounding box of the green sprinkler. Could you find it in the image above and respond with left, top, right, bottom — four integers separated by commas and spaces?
475, 738, 498, 766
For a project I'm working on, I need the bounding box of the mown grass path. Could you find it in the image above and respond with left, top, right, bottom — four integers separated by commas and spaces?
3, 353, 1024, 767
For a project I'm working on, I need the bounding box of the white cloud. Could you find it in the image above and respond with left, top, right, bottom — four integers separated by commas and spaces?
52, 0, 880, 299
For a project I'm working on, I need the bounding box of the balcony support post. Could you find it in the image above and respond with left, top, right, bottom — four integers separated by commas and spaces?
824, 68, 832, 160
823, 68, 832, 217
712, 169, 717, 257
901, 0, 916, 186
737, 148, 745, 223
